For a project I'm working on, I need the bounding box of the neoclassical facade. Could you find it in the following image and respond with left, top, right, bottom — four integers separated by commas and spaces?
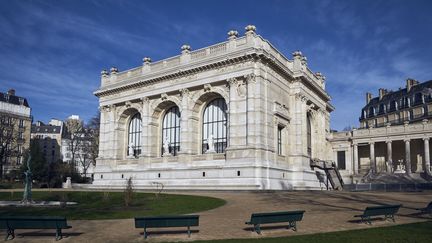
330, 79, 432, 183
93, 25, 334, 190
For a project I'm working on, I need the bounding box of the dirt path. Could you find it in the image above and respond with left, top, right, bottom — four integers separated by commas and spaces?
1, 190, 431, 242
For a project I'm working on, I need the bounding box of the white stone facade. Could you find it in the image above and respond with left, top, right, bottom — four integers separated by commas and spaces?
93, 26, 334, 190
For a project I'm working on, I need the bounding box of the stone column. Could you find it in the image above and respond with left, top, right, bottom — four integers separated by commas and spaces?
386, 140, 393, 173
424, 138, 431, 176
353, 143, 359, 175
178, 88, 194, 155
369, 142, 376, 173
226, 77, 247, 148
140, 97, 151, 157
405, 139, 412, 175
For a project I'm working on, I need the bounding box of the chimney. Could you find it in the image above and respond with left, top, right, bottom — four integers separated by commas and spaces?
366, 92, 373, 104
7, 89, 15, 96
378, 88, 387, 100
406, 78, 419, 92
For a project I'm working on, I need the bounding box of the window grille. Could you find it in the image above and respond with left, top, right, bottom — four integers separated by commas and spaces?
162, 106, 181, 156
128, 113, 142, 156
202, 98, 227, 153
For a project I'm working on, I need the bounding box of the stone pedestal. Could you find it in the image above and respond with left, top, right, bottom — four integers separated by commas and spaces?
62, 177, 72, 189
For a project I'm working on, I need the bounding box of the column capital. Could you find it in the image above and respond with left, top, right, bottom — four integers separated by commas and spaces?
423, 137, 430, 141
386, 140, 392, 144
369, 141, 375, 145
404, 139, 411, 143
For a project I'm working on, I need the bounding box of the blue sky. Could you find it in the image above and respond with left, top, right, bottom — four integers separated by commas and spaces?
0, 0, 431, 130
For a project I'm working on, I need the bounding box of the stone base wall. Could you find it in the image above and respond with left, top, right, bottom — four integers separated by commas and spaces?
91, 162, 323, 190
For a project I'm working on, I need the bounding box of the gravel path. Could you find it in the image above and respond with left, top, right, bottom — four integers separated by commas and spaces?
1, 190, 431, 242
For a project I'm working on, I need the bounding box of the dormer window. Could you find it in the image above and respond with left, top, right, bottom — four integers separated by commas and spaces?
414, 92, 423, 105
378, 104, 385, 114
19, 98, 24, 105
389, 100, 397, 112
368, 106, 375, 117
4, 94, 9, 102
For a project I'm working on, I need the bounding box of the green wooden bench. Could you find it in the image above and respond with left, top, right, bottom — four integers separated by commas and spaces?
134, 215, 199, 239
354, 204, 402, 224
415, 201, 432, 216
0, 216, 72, 241
245, 210, 305, 234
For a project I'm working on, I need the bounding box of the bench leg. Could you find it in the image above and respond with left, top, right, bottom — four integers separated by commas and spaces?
143, 227, 147, 239
56, 228, 62, 241
289, 221, 297, 231
362, 216, 371, 225
187, 226, 191, 237
253, 224, 261, 235
6, 228, 15, 241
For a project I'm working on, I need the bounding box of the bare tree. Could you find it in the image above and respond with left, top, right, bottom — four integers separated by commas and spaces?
77, 142, 92, 178
0, 115, 18, 180
77, 112, 100, 179
64, 117, 84, 173
86, 112, 100, 167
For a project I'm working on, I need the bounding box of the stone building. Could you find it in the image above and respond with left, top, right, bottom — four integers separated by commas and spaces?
0, 89, 31, 177
93, 25, 334, 190
330, 79, 432, 183
31, 119, 64, 164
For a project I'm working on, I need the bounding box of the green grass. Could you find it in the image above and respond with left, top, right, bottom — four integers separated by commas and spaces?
179, 221, 432, 243
0, 191, 226, 220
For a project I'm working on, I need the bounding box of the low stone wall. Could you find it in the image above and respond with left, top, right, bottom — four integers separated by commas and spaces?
345, 183, 432, 191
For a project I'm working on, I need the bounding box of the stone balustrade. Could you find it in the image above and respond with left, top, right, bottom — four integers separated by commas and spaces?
98, 26, 324, 93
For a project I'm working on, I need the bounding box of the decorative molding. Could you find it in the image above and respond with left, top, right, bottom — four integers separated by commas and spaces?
203, 84, 212, 92
237, 79, 247, 97
227, 77, 238, 86
244, 73, 256, 83
161, 93, 168, 100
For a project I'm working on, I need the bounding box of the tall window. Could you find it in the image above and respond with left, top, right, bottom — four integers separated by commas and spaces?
414, 93, 423, 105
307, 114, 312, 157
277, 126, 283, 155
368, 106, 374, 117
162, 106, 181, 156
128, 113, 142, 156
202, 98, 227, 153
337, 151, 346, 170
389, 100, 397, 112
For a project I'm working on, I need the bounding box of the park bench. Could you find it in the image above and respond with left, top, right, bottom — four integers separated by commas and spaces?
0, 216, 72, 241
134, 215, 199, 239
354, 204, 402, 224
415, 201, 432, 216
245, 210, 305, 234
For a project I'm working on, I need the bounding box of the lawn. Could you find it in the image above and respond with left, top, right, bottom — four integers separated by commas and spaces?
0, 191, 226, 220
182, 221, 432, 243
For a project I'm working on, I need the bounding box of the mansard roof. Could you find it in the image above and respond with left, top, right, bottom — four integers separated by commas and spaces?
0, 92, 30, 107
364, 79, 432, 108
31, 124, 62, 134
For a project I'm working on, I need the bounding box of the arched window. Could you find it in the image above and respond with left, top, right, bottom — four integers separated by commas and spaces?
162, 106, 180, 156
202, 98, 227, 153
307, 114, 312, 157
128, 113, 142, 156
